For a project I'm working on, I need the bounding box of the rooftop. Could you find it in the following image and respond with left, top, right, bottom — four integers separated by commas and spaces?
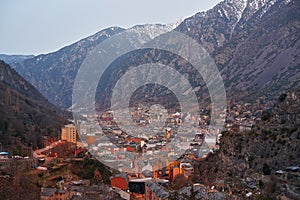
146, 182, 169, 199
40, 188, 56, 197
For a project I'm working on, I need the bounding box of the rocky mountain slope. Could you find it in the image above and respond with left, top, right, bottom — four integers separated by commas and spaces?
94, 0, 299, 113
13, 27, 125, 108
176, 0, 299, 100
13, 24, 174, 109
195, 88, 300, 197
0, 60, 67, 153
12, 0, 300, 110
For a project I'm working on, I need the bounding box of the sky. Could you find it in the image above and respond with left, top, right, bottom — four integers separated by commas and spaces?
0, 0, 222, 55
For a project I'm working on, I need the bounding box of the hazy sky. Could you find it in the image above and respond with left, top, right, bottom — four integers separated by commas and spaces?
0, 0, 221, 55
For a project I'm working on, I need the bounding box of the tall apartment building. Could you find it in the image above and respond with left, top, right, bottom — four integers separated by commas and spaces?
61, 124, 77, 143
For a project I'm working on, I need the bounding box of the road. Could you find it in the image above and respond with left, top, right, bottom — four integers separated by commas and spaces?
32, 140, 62, 158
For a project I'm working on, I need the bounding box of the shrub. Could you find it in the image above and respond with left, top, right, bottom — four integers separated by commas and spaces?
278, 93, 287, 103
259, 180, 265, 189
262, 110, 271, 121
263, 163, 271, 175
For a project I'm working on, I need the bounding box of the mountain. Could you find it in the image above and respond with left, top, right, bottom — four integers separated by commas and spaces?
12, 25, 174, 109
13, 27, 125, 109
12, 0, 299, 109
93, 0, 299, 112
195, 87, 300, 198
176, 0, 299, 100
0, 60, 67, 153
0, 54, 34, 65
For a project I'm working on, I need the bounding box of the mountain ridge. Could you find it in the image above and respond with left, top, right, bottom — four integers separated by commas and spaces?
177, 0, 299, 100
13, 27, 125, 108
0, 54, 34, 65
12, 0, 300, 109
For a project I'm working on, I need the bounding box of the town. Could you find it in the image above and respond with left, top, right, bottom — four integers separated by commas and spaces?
1, 93, 299, 200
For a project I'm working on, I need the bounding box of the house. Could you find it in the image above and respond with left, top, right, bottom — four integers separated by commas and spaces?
40, 188, 57, 200
276, 170, 285, 175
286, 166, 299, 172
180, 185, 206, 199
169, 166, 180, 181
111, 173, 129, 190
145, 182, 169, 200
129, 177, 153, 195
40, 188, 70, 200
207, 189, 226, 199
0, 152, 10, 159
69, 186, 85, 198
179, 159, 194, 177
56, 189, 68, 200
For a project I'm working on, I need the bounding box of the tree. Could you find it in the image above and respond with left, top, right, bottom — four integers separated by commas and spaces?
173, 174, 188, 190
168, 189, 179, 200
2, 120, 8, 134
261, 110, 271, 121
259, 180, 265, 189
278, 93, 287, 103
94, 168, 103, 184
263, 163, 271, 175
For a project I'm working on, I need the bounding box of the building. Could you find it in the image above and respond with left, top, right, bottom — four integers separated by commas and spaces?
145, 182, 169, 200
179, 159, 194, 177
169, 166, 180, 181
111, 173, 129, 190
56, 189, 68, 200
129, 177, 153, 196
40, 188, 57, 200
40, 188, 69, 200
61, 124, 77, 143
0, 152, 10, 159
